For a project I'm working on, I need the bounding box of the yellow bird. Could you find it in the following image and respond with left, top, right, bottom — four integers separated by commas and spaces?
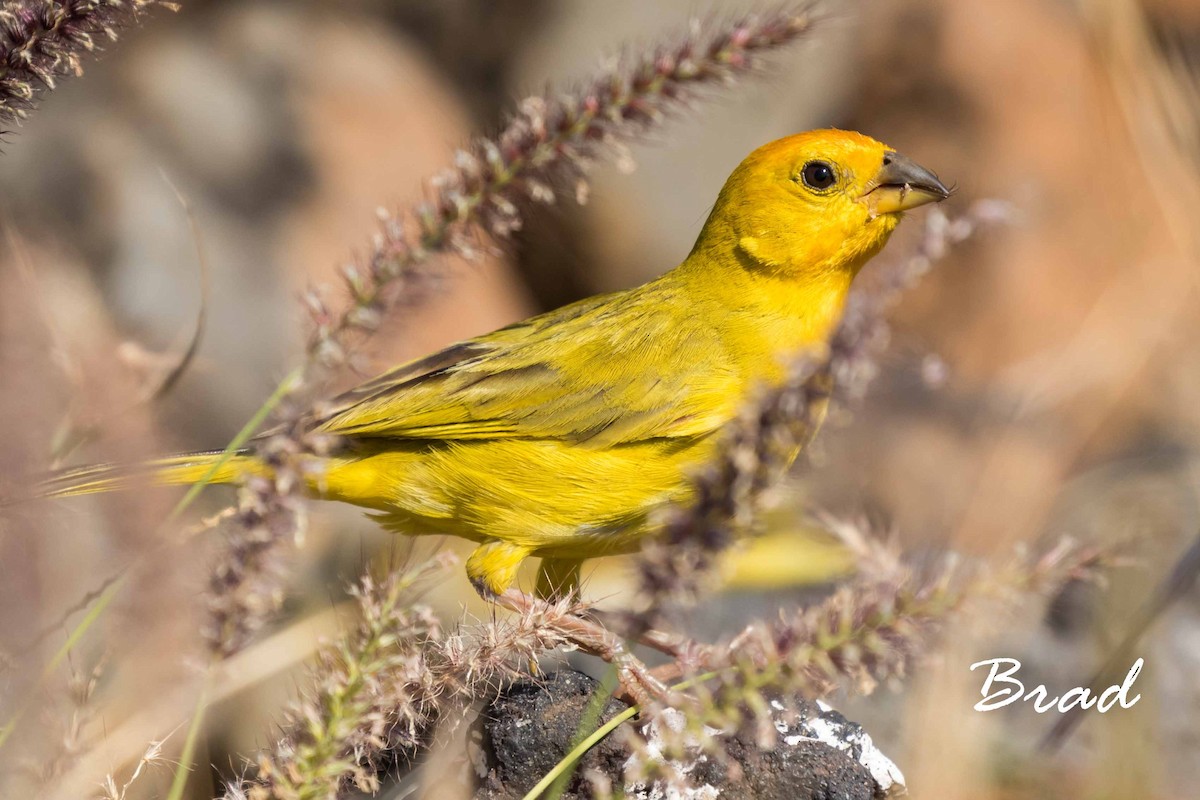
41, 129, 948, 600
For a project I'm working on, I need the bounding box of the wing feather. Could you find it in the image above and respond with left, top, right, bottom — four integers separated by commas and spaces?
312, 284, 741, 445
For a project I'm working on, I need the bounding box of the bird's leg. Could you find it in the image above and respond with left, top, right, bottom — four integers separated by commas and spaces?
493, 588, 670, 705
535, 557, 583, 600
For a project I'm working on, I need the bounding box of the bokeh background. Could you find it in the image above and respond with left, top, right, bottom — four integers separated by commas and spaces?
2, 0, 1199, 797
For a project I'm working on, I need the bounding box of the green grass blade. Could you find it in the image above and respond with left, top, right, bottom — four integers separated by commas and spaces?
44, 574, 127, 677
0, 574, 127, 751
521, 704, 639, 800
544, 665, 620, 800
166, 366, 302, 523
521, 670, 723, 800
0, 367, 301, 755
166, 677, 212, 800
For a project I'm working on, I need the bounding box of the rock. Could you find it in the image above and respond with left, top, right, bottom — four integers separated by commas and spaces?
479, 670, 630, 800
477, 670, 904, 800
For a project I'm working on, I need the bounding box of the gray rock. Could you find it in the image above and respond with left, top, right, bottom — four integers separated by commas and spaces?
477, 670, 902, 800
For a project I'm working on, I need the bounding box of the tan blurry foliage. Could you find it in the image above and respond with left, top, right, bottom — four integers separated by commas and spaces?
813, 0, 1200, 555
816, 1, 1200, 797
0, 237, 208, 797
2, 2, 1195, 798
268, 5, 535, 375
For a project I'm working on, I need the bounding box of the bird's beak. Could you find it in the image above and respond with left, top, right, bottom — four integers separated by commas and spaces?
859, 151, 950, 216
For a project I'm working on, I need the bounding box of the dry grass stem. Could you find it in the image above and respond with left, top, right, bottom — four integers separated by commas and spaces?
301, 6, 821, 379
630, 541, 1108, 774
207, 3, 826, 664
227, 555, 599, 799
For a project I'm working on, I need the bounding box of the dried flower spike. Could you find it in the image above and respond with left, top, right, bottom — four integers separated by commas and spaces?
216, 5, 824, 664
0, 0, 176, 127
305, 5, 820, 373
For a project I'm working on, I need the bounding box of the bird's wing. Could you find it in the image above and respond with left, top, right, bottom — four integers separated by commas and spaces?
311, 286, 742, 446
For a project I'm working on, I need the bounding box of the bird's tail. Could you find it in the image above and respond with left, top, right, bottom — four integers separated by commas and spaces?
35, 450, 263, 500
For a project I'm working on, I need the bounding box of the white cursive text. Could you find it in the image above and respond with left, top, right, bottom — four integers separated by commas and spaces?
969, 657, 1144, 713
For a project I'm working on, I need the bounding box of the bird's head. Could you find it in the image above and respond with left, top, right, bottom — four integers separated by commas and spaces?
692, 129, 949, 279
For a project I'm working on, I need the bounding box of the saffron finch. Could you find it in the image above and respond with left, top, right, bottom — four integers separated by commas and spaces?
42, 129, 949, 599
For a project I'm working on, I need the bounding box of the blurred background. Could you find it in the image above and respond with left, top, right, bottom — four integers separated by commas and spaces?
1, 0, 1199, 797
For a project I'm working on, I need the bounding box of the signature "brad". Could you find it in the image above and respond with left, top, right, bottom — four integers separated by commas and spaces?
969, 657, 1144, 713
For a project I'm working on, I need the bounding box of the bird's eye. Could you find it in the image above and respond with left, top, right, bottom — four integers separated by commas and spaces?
800, 160, 837, 191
